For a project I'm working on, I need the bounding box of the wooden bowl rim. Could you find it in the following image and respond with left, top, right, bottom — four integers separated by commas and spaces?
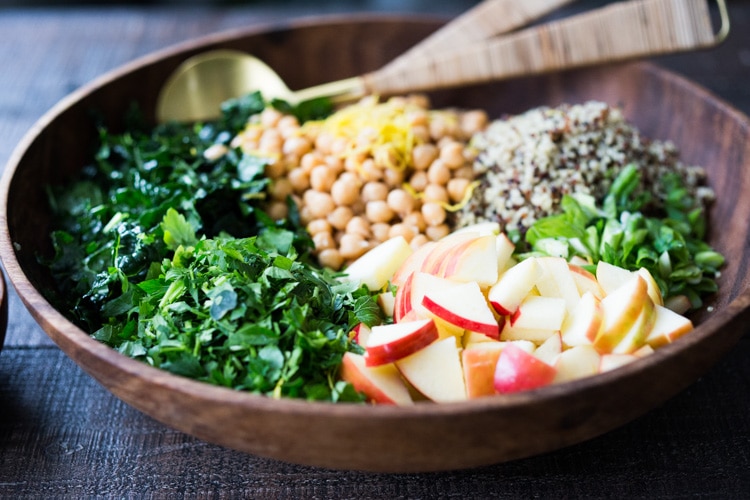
1, 14, 749, 420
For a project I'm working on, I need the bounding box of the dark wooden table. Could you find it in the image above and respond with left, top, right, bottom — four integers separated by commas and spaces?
1, 1, 749, 497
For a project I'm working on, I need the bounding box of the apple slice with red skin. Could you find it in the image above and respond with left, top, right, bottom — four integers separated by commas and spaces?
611, 293, 656, 354
437, 233, 499, 287
340, 352, 414, 405
488, 257, 542, 316
594, 275, 649, 353
533, 332, 563, 365
645, 304, 694, 348
351, 322, 372, 347
495, 232, 516, 273
396, 336, 467, 402
462, 342, 504, 398
391, 241, 436, 288
419, 231, 480, 276
568, 263, 605, 300
422, 281, 500, 339
561, 291, 603, 347
494, 342, 557, 394
365, 318, 439, 367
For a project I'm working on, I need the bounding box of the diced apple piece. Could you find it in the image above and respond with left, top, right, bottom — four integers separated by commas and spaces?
561, 291, 603, 347
509, 339, 537, 354
438, 233, 499, 287
340, 352, 414, 405
463, 330, 502, 348
365, 319, 439, 366
500, 324, 558, 343
351, 322, 372, 347
553, 345, 601, 383
453, 221, 501, 236
377, 291, 396, 318
599, 353, 639, 373
391, 241, 436, 287
535, 256, 580, 314
494, 343, 557, 394
495, 232, 516, 273
595, 260, 633, 295
594, 275, 649, 353
645, 304, 694, 348
397, 337, 467, 402
462, 342, 504, 398
636, 267, 664, 307
487, 257, 542, 316
510, 295, 567, 331
611, 294, 656, 354
633, 344, 655, 357
343, 236, 412, 291
393, 271, 415, 322
534, 332, 563, 365
420, 231, 480, 276
422, 281, 500, 339
569, 263, 605, 300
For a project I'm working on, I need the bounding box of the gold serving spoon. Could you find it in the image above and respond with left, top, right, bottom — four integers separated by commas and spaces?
156, 0, 729, 124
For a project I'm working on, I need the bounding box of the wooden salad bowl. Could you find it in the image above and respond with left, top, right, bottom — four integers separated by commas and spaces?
1, 16, 749, 473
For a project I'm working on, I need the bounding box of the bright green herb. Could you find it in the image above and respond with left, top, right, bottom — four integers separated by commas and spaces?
522, 164, 724, 309
44, 94, 375, 402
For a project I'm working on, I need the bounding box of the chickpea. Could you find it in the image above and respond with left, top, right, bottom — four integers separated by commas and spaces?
402, 211, 427, 233
407, 94, 431, 109
388, 223, 415, 242
283, 136, 312, 159
411, 125, 430, 143
327, 206, 354, 230
287, 168, 310, 194
326, 154, 345, 175
277, 114, 300, 131
408, 171, 429, 192
266, 201, 288, 221
447, 177, 471, 203
359, 159, 382, 182
410, 233, 430, 249
331, 176, 360, 206
343, 153, 364, 173
300, 151, 325, 173
307, 218, 332, 236
371, 222, 391, 243
303, 190, 336, 219
317, 248, 344, 270
361, 181, 389, 203
269, 178, 294, 201
260, 107, 283, 128
412, 143, 439, 170
346, 216, 371, 238
339, 233, 370, 260
386, 188, 415, 216
330, 136, 349, 157
439, 141, 466, 169
423, 183, 449, 204
310, 165, 336, 192
453, 165, 475, 180
259, 128, 283, 154
427, 159, 451, 185
264, 159, 286, 180
366, 200, 394, 224
313, 231, 336, 251
315, 132, 335, 155
422, 201, 447, 226
460, 109, 489, 136
425, 223, 450, 241
383, 167, 405, 188
406, 109, 429, 127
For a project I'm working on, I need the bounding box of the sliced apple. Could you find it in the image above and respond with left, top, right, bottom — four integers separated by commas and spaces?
351, 322, 372, 347
438, 233, 499, 287
611, 293, 656, 354
599, 353, 638, 373
595, 260, 633, 295
393, 271, 415, 322
645, 304, 694, 348
396, 336, 467, 402
561, 291, 603, 347
422, 281, 500, 339
510, 295, 567, 331
463, 330, 503, 348
534, 332, 563, 365
636, 267, 664, 307
377, 291, 396, 318
594, 275, 649, 354
500, 323, 558, 343
535, 256, 580, 314
487, 257, 542, 316
391, 240, 436, 287
553, 345, 601, 383
419, 231, 480, 276
340, 352, 414, 405
453, 221, 501, 236
495, 232, 516, 272
494, 343, 557, 394
462, 342, 504, 399
365, 318, 439, 366
569, 263, 605, 300
343, 236, 412, 291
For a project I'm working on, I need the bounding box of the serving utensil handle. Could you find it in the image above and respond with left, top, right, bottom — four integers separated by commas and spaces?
363, 0, 729, 95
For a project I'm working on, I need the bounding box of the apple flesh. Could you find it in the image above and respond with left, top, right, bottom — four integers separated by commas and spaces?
365, 318, 439, 366
391, 240, 436, 287
422, 281, 500, 339
487, 257, 542, 316
462, 342, 504, 398
340, 352, 414, 405
397, 337, 467, 402
494, 343, 557, 394
594, 275, 649, 353
553, 345, 601, 383
534, 332, 563, 365
535, 256, 581, 314
343, 236, 412, 291
569, 263, 605, 300
645, 304, 694, 348
561, 291, 603, 347
510, 295, 567, 331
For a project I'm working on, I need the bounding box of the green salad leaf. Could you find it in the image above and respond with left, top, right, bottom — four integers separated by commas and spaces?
523, 164, 724, 309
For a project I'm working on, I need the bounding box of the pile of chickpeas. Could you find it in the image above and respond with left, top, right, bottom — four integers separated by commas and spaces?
227, 95, 489, 270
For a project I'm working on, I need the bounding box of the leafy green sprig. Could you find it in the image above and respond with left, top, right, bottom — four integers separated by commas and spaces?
522, 164, 724, 309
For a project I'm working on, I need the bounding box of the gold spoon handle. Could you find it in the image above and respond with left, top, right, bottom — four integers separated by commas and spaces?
362, 0, 729, 96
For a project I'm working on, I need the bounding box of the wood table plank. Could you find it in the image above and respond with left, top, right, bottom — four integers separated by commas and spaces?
1, 1, 749, 497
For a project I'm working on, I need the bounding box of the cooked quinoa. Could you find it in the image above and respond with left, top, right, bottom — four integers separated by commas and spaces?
455, 101, 714, 234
